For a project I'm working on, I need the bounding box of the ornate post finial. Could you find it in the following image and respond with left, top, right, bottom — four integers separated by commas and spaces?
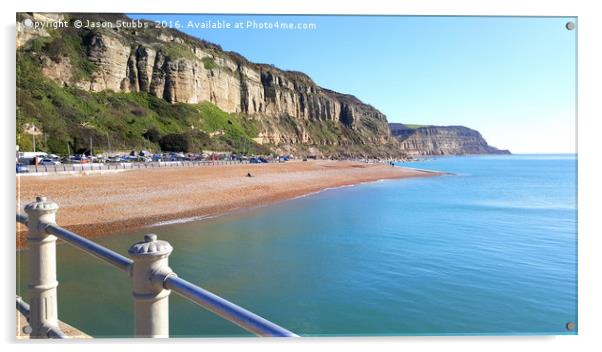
128, 234, 174, 338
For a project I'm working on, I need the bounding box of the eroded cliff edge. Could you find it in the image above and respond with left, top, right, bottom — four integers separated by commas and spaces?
390, 123, 511, 156
17, 13, 398, 157
17, 13, 510, 158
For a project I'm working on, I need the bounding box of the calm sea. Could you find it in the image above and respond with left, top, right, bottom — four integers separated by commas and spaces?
16, 154, 578, 337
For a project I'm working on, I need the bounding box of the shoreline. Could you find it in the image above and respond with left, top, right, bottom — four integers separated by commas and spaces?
16, 160, 441, 249
147, 177, 393, 228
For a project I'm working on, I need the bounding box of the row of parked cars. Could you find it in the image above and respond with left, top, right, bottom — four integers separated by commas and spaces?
248, 155, 290, 163
16, 154, 63, 173
16, 152, 294, 173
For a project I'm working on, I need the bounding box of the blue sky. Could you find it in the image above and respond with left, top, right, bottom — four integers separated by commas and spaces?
130, 14, 577, 153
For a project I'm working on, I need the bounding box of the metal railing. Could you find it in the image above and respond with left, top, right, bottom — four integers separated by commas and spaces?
17, 296, 67, 339
45, 224, 132, 273
17, 159, 281, 175
16, 196, 298, 338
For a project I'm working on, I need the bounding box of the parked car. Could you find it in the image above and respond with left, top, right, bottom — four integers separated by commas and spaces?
249, 157, 261, 164
16, 163, 29, 173
40, 158, 61, 165
92, 156, 108, 163
107, 156, 124, 163
70, 155, 90, 164
258, 157, 269, 163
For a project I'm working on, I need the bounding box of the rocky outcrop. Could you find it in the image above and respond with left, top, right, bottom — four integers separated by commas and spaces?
16, 13, 61, 48
390, 123, 510, 155
18, 13, 395, 156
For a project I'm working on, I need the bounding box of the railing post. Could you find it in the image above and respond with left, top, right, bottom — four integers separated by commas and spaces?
24, 196, 60, 338
128, 234, 174, 338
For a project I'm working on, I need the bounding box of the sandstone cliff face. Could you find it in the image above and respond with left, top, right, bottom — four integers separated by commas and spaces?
18, 13, 394, 155
389, 123, 510, 156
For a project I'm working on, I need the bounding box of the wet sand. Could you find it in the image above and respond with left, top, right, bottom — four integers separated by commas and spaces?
16, 160, 439, 248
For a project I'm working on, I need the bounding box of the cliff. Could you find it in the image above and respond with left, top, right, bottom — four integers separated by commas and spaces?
16, 13, 398, 157
389, 123, 510, 156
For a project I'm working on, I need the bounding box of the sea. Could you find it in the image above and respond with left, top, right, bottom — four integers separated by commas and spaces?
16, 154, 578, 337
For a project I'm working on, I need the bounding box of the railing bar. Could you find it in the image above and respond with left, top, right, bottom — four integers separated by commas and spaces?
47, 328, 69, 339
44, 223, 132, 273
16, 296, 67, 339
18, 208, 297, 337
16, 295, 30, 317
164, 276, 298, 337
17, 213, 28, 225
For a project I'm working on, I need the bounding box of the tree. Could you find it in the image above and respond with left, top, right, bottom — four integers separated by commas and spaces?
159, 133, 190, 152
143, 128, 161, 143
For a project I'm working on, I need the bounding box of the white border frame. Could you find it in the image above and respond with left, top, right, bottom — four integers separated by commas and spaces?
3, 1, 600, 351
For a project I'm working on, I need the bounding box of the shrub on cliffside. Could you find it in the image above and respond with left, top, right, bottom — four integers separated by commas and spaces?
159, 133, 191, 152
143, 128, 161, 143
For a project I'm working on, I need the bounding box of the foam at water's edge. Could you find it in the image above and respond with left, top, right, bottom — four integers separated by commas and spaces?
150, 215, 217, 227
148, 178, 400, 227
290, 183, 358, 200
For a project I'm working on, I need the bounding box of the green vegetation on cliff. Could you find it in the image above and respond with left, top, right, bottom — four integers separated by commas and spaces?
201, 57, 217, 70
162, 42, 197, 61
403, 124, 429, 130
17, 50, 266, 155
28, 27, 98, 81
